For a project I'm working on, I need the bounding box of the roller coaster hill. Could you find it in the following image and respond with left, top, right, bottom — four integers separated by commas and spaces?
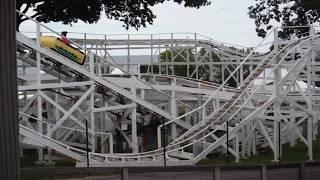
17, 10, 320, 167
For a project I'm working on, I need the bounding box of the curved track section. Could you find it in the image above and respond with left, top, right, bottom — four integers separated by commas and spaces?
17, 12, 320, 167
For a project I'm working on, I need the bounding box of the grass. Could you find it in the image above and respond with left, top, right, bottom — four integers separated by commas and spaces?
20, 136, 320, 167
18, 137, 320, 179
198, 136, 320, 165
20, 149, 76, 168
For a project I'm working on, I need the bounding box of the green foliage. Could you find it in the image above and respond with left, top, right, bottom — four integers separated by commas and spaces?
316, 52, 320, 61
143, 47, 253, 87
16, 0, 211, 30
160, 48, 196, 77
198, 137, 320, 165
248, 0, 320, 38
155, 48, 221, 80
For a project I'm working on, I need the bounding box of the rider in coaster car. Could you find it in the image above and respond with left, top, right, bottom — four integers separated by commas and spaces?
61, 31, 71, 45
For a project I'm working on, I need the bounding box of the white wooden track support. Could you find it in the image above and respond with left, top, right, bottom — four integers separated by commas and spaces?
16, 32, 192, 130
15, 13, 320, 167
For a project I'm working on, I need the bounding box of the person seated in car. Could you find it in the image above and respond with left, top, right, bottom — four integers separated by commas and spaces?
61, 31, 71, 45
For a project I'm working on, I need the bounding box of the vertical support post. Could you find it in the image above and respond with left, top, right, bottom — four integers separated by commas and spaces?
53, 91, 60, 137
84, 33, 87, 54
186, 108, 192, 125
151, 34, 154, 74
235, 131, 240, 162
157, 126, 162, 148
252, 122, 257, 155
162, 119, 167, 167
309, 25, 315, 36
311, 47, 318, 139
127, 34, 130, 73
140, 89, 145, 100
131, 85, 138, 153
165, 47, 169, 75
170, 33, 174, 75
89, 52, 94, 74
100, 89, 106, 153
290, 107, 296, 147
171, 78, 177, 140
158, 35, 161, 74
187, 43, 190, 77
246, 125, 252, 157
273, 28, 279, 52
46, 100, 54, 163
273, 120, 279, 162
202, 106, 206, 123
241, 128, 246, 157
37, 92, 43, 162
36, 23, 43, 161
0, 0, 20, 178
226, 121, 229, 164
249, 64, 253, 79
273, 31, 281, 161
240, 59, 243, 85
104, 34, 107, 59
307, 117, 313, 160
86, 120, 90, 168
278, 120, 281, 160
194, 33, 199, 79
222, 66, 225, 84
209, 50, 213, 81
138, 65, 141, 78
90, 89, 95, 153
313, 115, 317, 139
109, 134, 113, 154
197, 94, 202, 123
306, 48, 313, 161
89, 52, 95, 153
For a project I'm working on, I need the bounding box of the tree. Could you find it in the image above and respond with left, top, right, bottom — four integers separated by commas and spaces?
140, 46, 255, 87
141, 48, 223, 82
248, 0, 320, 39
140, 48, 196, 76
16, 0, 211, 30
159, 48, 196, 77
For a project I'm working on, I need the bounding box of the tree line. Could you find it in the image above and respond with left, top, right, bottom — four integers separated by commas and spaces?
17, 0, 320, 38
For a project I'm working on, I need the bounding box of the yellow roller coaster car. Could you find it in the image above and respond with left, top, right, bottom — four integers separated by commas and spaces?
40, 36, 86, 65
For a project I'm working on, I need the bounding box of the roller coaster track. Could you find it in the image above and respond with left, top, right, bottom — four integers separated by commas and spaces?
16, 11, 320, 167
75, 33, 320, 166
16, 32, 197, 129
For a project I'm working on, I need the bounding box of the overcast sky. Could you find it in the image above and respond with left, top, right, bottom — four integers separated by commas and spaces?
21, 0, 262, 47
